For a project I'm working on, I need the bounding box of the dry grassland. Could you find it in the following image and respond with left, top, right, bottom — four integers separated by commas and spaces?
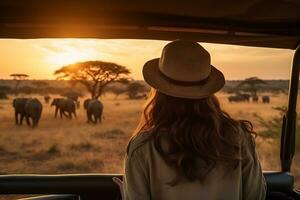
0, 92, 299, 199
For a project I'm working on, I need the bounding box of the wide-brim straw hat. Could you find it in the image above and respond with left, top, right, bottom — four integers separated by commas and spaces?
143, 40, 225, 99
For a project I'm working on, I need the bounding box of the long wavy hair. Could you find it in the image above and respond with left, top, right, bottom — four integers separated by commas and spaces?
131, 89, 256, 185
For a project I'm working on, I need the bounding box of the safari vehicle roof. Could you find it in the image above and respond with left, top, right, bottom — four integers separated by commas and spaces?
0, 0, 300, 49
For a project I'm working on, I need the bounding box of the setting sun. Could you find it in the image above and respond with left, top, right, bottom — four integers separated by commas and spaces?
46, 51, 93, 67
41, 39, 105, 71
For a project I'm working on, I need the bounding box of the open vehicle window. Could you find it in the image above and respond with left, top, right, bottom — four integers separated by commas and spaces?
0, 39, 296, 181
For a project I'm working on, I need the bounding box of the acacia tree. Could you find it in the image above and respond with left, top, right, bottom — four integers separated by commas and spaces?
54, 61, 131, 99
238, 77, 267, 96
10, 73, 29, 95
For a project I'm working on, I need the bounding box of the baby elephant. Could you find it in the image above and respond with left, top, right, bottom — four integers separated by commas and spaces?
13, 98, 43, 127
84, 99, 104, 124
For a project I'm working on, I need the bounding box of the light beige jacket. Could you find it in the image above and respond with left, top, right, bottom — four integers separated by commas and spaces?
123, 129, 266, 200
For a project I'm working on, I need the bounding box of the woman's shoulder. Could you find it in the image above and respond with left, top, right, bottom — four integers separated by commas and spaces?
238, 121, 256, 144
126, 131, 153, 157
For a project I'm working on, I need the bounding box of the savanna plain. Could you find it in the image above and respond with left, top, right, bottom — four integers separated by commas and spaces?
0, 91, 299, 199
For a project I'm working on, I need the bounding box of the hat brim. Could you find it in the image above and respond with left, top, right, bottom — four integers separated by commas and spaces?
143, 58, 225, 99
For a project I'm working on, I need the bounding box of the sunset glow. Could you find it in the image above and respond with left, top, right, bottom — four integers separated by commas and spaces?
0, 39, 294, 80
46, 51, 90, 67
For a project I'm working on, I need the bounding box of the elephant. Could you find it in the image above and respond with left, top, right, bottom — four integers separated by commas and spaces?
13, 98, 42, 127
51, 98, 76, 119
13, 98, 29, 125
44, 95, 51, 104
252, 95, 259, 102
63, 92, 81, 108
24, 98, 43, 127
228, 94, 250, 102
262, 95, 270, 103
84, 99, 104, 124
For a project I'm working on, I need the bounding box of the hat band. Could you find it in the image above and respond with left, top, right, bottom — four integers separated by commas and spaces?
158, 70, 210, 86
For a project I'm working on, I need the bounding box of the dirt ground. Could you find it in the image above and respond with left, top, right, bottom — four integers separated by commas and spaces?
0, 92, 299, 199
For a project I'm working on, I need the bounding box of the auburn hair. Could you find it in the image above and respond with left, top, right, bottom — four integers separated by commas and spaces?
130, 89, 256, 185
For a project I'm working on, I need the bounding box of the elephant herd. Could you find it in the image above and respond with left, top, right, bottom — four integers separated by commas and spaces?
12, 97, 104, 127
228, 93, 250, 102
228, 93, 270, 103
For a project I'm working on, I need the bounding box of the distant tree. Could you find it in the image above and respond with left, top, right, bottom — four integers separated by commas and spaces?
108, 85, 127, 100
32, 81, 49, 93
62, 91, 83, 104
54, 61, 131, 99
10, 73, 29, 95
0, 85, 12, 93
127, 82, 148, 99
19, 86, 34, 94
32, 81, 48, 88
238, 77, 267, 96
0, 86, 10, 99
0, 92, 8, 99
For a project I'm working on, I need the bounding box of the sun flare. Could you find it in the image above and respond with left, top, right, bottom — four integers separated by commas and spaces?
46, 51, 92, 67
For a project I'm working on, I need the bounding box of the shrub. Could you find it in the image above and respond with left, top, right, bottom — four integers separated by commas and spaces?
254, 106, 300, 151
70, 142, 93, 151
57, 162, 76, 171
93, 129, 126, 139
46, 144, 60, 155
0, 92, 8, 99
0, 85, 12, 93
57, 162, 89, 171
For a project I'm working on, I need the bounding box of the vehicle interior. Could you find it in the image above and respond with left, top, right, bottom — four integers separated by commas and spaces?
0, 1, 300, 199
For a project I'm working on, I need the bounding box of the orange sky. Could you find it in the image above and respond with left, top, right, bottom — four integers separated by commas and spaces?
0, 39, 294, 80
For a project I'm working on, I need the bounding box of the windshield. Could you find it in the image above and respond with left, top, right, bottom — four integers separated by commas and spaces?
0, 39, 297, 186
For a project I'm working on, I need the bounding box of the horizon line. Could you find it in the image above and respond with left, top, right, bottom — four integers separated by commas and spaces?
0, 78, 292, 81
